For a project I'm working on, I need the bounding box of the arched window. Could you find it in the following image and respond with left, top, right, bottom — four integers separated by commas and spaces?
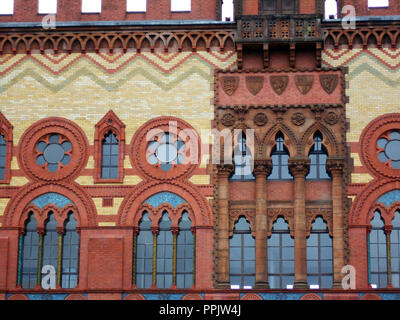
268, 217, 294, 289
61, 213, 79, 289
229, 217, 255, 289
230, 132, 255, 181
391, 211, 400, 288
268, 132, 293, 180
368, 211, 388, 288
306, 132, 331, 180
101, 131, 119, 179
21, 213, 39, 289
307, 217, 333, 288
42, 213, 59, 282
176, 211, 194, 289
136, 212, 153, 289
0, 135, 6, 180
156, 212, 173, 289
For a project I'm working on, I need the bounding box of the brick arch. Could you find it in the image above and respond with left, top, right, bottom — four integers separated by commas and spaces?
124, 293, 145, 300
229, 211, 255, 238
118, 180, 212, 227
300, 293, 322, 300
241, 293, 262, 300
360, 293, 382, 300
3, 182, 97, 228
301, 122, 339, 157
263, 122, 298, 158
65, 294, 86, 300
389, 203, 400, 222
8, 294, 29, 300
368, 203, 390, 227
182, 293, 203, 300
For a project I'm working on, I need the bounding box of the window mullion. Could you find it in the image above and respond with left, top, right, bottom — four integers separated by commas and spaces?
17, 233, 24, 287
56, 231, 63, 288
37, 232, 44, 288
172, 230, 177, 287
386, 229, 392, 287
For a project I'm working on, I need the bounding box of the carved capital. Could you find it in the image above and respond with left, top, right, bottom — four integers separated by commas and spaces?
216, 164, 234, 178
56, 227, 65, 236
384, 225, 393, 235
326, 157, 346, 176
253, 159, 272, 177
288, 157, 310, 177
151, 226, 159, 235
171, 226, 180, 235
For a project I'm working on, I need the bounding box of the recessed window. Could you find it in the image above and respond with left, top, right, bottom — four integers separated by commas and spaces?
0, 135, 6, 180
82, 0, 101, 13
171, 0, 191, 12
101, 131, 119, 179
262, 0, 297, 14
368, 0, 389, 7
38, 0, 57, 14
268, 132, 293, 180
0, 0, 13, 15
230, 133, 255, 181
306, 132, 331, 180
127, 0, 146, 12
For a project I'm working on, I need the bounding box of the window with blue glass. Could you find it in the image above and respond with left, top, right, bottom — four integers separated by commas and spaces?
307, 217, 333, 288
268, 132, 293, 180
306, 132, 331, 180
136, 212, 153, 289
391, 211, 400, 288
176, 212, 194, 289
156, 211, 173, 289
229, 217, 255, 289
230, 132, 255, 181
268, 217, 294, 289
19, 211, 80, 289
101, 131, 119, 179
0, 135, 6, 180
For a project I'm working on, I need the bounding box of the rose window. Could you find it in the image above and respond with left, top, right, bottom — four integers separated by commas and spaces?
377, 131, 400, 169
147, 133, 185, 171
35, 134, 72, 172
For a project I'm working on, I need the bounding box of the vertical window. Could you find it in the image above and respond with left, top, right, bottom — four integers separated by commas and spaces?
127, 0, 146, 12
268, 217, 294, 289
307, 217, 333, 289
101, 131, 119, 179
391, 211, 400, 288
368, 211, 388, 288
306, 132, 331, 180
21, 213, 39, 289
171, 0, 191, 12
0, 135, 6, 180
262, 0, 277, 14
38, 0, 57, 14
61, 213, 79, 289
176, 212, 194, 289
230, 217, 255, 289
230, 133, 255, 181
42, 213, 59, 281
281, 0, 296, 13
136, 212, 153, 289
268, 132, 293, 180
82, 0, 101, 13
368, 0, 389, 8
156, 212, 173, 289
0, 0, 13, 14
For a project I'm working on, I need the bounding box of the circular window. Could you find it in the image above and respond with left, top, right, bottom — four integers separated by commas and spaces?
147, 133, 185, 172
36, 134, 72, 172
377, 131, 400, 169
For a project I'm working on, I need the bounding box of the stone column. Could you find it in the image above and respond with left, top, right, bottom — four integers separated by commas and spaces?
216, 164, 233, 288
327, 157, 346, 288
254, 159, 272, 289
289, 157, 310, 289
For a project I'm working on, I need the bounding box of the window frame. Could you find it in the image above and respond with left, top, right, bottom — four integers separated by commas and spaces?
306, 132, 331, 181
268, 133, 293, 181
259, 0, 299, 15
0, 113, 13, 184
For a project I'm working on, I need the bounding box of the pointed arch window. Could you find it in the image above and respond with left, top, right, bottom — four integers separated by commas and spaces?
19, 211, 80, 289
176, 212, 194, 289
307, 217, 333, 288
229, 217, 255, 289
0, 113, 13, 184
0, 135, 6, 181
230, 132, 255, 181
135, 212, 154, 289
156, 212, 173, 289
391, 211, 400, 288
101, 131, 119, 179
306, 132, 331, 180
268, 132, 293, 180
268, 217, 294, 289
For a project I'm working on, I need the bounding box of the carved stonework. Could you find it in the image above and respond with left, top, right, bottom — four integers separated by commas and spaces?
253, 112, 268, 126
324, 112, 339, 125
221, 113, 235, 127
326, 157, 345, 176
320, 74, 339, 94
246, 76, 264, 96
253, 159, 272, 176
270, 76, 288, 95
295, 75, 314, 95
221, 76, 239, 96
288, 157, 310, 177
267, 208, 294, 237
216, 164, 234, 177
306, 209, 333, 236
291, 112, 306, 126
229, 209, 255, 236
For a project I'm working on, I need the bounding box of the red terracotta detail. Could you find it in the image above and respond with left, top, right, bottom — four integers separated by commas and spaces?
360, 293, 382, 300
65, 294, 86, 300
124, 294, 145, 300
8, 294, 28, 300
0, 112, 13, 184
240, 293, 262, 300
182, 293, 203, 300
300, 293, 322, 300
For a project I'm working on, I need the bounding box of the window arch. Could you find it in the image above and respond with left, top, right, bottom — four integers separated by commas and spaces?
230, 132, 255, 181
268, 217, 294, 289
268, 132, 293, 180
176, 211, 194, 289
101, 131, 119, 179
229, 216, 255, 289
19, 210, 80, 289
306, 131, 331, 180
135, 212, 153, 289
307, 217, 333, 289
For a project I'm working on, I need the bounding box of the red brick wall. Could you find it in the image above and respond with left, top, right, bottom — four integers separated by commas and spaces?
341, 0, 400, 16
0, 0, 218, 23
242, 0, 259, 15
0, 237, 8, 289
299, 0, 316, 14
348, 226, 369, 289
